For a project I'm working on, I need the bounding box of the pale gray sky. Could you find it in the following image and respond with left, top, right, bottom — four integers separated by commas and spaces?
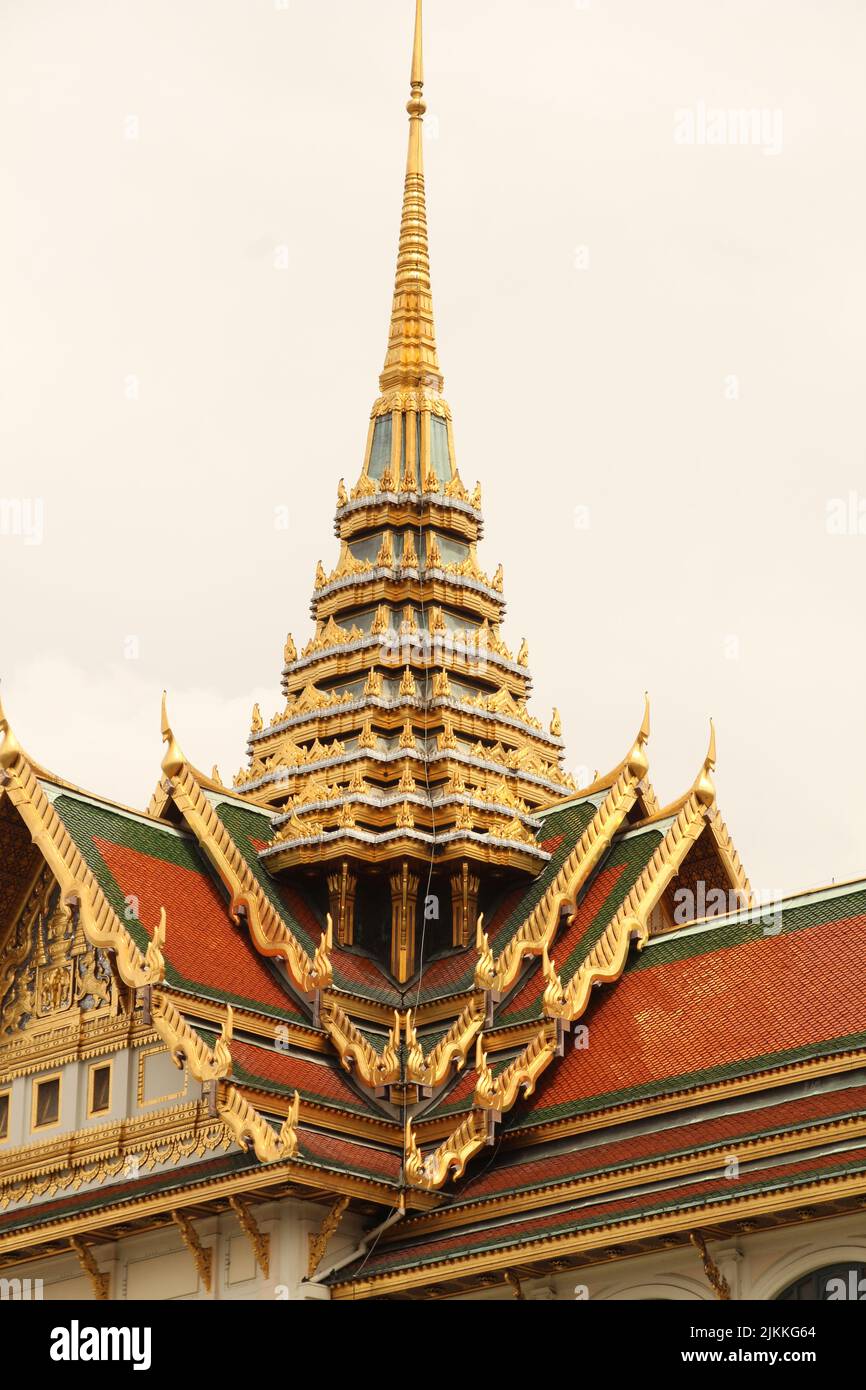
2, 0, 865, 897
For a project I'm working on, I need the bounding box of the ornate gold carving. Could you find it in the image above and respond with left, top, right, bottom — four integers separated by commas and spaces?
474, 1022, 558, 1112
437, 717, 458, 751
426, 533, 442, 568
307, 1195, 350, 1278
150, 995, 232, 1081
364, 669, 384, 697
318, 997, 401, 1090
218, 1086, 299, 1164
694, 720, 717, 807
478, 743, 648, 994
401, 453, 418, 493
350, 471, 378, 501
163, 749, 329, 996
690, 1232, 731, 1300
545, 795, 710, 1024
390, 865, 419, 983
300, 616, 365, 659
475, 914, 496, 990
404, 1110, 491, 1190
401, 532, 418, 568
444, 470, 468, 501
172, 1210, 213, 1292
359, 718, 379, 750
406, 995, 486, 1089
451, 864, 480, 948
371, 604, 390, 636
0, 1105, 232, 1206
327, 865, 357, 946
229, 1196, 271, 1279
69, 1237, 110, 1300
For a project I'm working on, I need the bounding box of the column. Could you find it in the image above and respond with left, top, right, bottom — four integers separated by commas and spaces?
327, 863, 357, 947
390, 863, 420, 983
451, 863, 480, 948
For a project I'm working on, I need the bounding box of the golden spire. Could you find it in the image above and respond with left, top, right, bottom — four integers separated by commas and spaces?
380, 0, 443, 395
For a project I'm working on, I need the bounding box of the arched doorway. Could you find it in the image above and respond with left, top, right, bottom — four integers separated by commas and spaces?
776, 1263, 866, 1301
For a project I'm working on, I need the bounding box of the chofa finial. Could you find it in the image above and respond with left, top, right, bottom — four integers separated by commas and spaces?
693, 719, 717, 808
626, 693, 651, 779
0, 687, 23, 771
160, 692, 186, 779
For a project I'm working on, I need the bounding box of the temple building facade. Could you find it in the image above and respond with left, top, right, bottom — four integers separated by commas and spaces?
1, 1, 865, 1303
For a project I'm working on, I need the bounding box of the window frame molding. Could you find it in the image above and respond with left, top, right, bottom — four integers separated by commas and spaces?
87, 1060, 113, 1119
31, 1071, 62, 1133
0, 1087, 11, 1145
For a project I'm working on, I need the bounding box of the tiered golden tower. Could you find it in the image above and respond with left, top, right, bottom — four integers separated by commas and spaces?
233, 0, 575, 982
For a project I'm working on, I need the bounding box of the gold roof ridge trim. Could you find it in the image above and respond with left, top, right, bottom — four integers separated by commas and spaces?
318, 997, 401, 1091
405, 996, 487, 1090
159, 700, 330, 996
150, 996, 301, 1163
0, 746, 163, 991
404, 1110, 493, 1190
476, 722, 650, 995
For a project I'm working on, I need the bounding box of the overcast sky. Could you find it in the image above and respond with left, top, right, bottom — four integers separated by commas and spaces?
2, 0, 865, 899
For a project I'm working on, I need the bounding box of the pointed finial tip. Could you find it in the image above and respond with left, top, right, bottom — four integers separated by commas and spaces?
411, 0, 424, 85
160, 691, 185, 778
640, 692, 651, 742
0, 685, 22, 771
407, 0, 426, 118
694, 719, 717, 808
627, 694, 651, 778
